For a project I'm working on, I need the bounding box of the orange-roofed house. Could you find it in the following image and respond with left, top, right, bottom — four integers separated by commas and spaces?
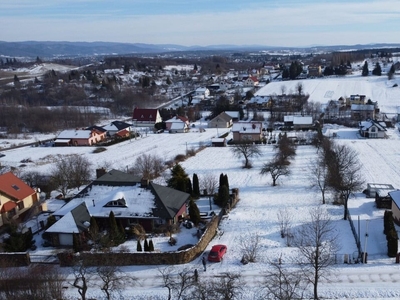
0, 172, 40, 227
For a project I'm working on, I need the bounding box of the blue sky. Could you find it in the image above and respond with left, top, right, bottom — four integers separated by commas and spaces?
1, 0, 399, 47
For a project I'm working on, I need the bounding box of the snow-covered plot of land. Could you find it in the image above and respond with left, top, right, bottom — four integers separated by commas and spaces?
3, 124, 400, 298
256, 74, 400, 115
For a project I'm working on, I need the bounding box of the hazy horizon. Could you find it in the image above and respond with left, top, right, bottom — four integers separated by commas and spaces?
1, 0, 400, 47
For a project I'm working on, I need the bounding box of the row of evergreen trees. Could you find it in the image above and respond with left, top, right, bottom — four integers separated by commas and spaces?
383, 210, 398, 257
136, 239, 154, 252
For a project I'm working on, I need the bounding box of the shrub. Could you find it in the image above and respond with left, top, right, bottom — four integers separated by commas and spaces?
174, 154, 186, 163
92, 147, 107, 153
129, 224, 146, 240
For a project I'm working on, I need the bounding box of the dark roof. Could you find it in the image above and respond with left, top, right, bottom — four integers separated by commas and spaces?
111, 120, 132, 130
71, 202, 91, 232
85, 125, 107, 133
133, 108, 159, 121
93, 169, 142, 186
150, 183, 190, 219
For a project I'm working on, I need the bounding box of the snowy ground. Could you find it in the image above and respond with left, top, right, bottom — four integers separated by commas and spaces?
3, 124, 400, 298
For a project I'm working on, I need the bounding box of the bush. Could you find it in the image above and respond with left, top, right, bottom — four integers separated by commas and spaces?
92, 147, 107, 153
174, 154, 186, 163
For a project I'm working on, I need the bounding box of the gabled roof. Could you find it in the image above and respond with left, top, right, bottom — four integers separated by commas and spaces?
132, 108, 160, 121
85, 125, 107, 133
232, 122, 262, 134
150, 183, 190, 219
46, 202, 90, 234
93, 169, 141, 186
57, 130, 92, 139
359, 120, 386, 131
103, 120, 132, 131
210, 112, 232, 123
0, 172, 36, 201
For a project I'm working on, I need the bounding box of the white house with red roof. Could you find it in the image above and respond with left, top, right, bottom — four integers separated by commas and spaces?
165, 116, 190, 133
243, 76, 259, 87
0, 172, 41, 227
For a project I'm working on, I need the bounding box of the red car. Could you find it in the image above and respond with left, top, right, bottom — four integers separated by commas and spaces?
208, 244, 227, 262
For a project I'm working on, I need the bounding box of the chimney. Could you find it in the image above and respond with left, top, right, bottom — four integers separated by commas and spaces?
141, 178, 149, 188
96, 168, 107, 179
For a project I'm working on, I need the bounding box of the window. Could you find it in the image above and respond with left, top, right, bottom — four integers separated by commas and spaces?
12, 184, 20, 191
18, 201, 24, 210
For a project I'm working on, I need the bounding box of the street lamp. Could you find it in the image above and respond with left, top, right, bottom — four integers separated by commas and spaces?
363, 219, 370, 263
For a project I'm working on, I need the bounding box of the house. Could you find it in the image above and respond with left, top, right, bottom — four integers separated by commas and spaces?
55, 129, 105, 146
359, 120, 386, 138
351, 104, 375, 121
195, 87, 210, 99
224, 111, 240, 122
45, 202, 91, 246
284, 116, 314, 130
389, 190, 400, 225
165, 116, 190, 133
46, 170, 190, 245
243, 76, 259, 87
132, 108, 162, 128
211, 138, 227, 147
308, 65, 322, 77
0, 172, 41, 228
208, 112, 233, 129
85, 125, 108, 139
102, 120, 132, 137
232, 122, 263, 143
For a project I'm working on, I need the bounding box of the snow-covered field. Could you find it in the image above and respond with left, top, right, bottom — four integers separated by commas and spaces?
3, 123, 400, 299
256, 73, 400, 115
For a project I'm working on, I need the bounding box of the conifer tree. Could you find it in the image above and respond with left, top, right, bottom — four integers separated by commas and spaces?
362, 61, 369, 76
192, 173, 200, 198
149, 239, 154, 251
144, 239, 149, 251
167, 164, 189, 192
137, 240, 142, 252
188, 198, 201, 225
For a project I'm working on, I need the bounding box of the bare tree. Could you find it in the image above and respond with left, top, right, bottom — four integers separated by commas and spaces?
294, 206, 340, 300
277, 208, 293, 246
159, 267, 196, 300
231, 138, 261, 169
326, 143, 364, 220
71, 259, 93, 300
308, 155, 329, 205
262, 259, 308, 300
131, 153, 164, 180
97, 258, 137, 300
260, 158, 291, 186
200, 173, 218, 195
239, 232, 261, 263
51, 154, 92, 198
210, 272, 243, 300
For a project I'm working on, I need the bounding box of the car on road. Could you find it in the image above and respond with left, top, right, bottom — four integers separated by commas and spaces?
208, 244, 227, 262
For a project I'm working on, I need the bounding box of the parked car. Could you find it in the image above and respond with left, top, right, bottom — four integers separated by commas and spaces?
208, 244, 227, 262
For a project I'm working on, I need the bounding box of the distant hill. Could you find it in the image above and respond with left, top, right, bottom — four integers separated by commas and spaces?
1, 41, 400, 59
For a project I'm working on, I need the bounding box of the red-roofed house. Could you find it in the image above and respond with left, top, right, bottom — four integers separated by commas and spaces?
243, 76, 259, 87
0, 172, 40, 227
132, 108, 162, 128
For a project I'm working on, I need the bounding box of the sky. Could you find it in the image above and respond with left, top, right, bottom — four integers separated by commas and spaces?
1, 0, 400, 47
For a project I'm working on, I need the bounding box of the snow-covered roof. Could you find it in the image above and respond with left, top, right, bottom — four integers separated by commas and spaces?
57, 130, 92, 139
45, 211, 79, 233
54, 184, 155, 219
232, 122, 262, 133
351, 104, 374, 111
284, 116, 313, 125
224, 111, 240, 119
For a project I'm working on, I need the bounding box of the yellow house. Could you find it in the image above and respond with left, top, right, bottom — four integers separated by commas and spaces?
0, 172, 40, 227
